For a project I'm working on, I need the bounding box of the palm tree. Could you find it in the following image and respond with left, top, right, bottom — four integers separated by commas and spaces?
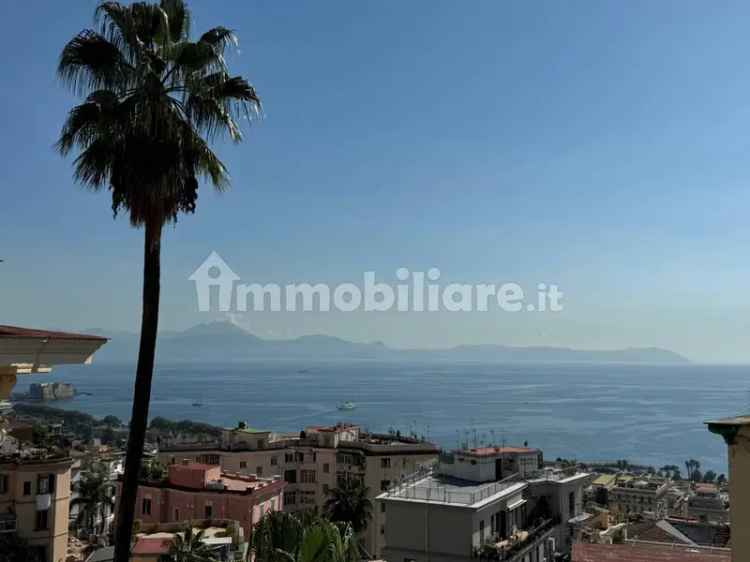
57, 3, 259, 561
170, 527, 217, 562
71, 469, 116, 536
324, 479, 372, 535
252, 512, 358, 562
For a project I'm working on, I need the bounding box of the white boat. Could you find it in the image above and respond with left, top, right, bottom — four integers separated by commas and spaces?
337, 401, 356, 411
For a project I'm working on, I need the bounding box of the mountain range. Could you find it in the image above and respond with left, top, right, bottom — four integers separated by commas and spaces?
85, 321, 689, 364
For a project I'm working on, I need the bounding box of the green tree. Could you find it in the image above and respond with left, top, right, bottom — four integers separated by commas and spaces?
717, 473, 727, 485
170, 527, 217, 562
252, 512, 358, 562
102, 415, 122, 427
324, 479, 373, 535
71, 469, 116, 536
703, 470, 717, 483
57, 3, 259, 561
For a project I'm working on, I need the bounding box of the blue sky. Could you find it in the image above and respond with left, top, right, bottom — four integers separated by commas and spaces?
2, 1, 750, 362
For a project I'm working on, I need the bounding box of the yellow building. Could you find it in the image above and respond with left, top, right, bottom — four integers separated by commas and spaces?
0, 325, 107, 562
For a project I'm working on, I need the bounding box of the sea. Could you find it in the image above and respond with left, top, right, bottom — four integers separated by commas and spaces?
14, 360, 749, 474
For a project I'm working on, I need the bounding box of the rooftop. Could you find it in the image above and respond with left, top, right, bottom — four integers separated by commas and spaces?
0, 325, 107, 341
461, 446, 539, 457
379, 470, 527, 507
572, 542, 730, 562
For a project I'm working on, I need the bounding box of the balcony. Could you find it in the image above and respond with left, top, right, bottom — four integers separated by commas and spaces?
476, 517, 558, 561
0, 513, 17, 533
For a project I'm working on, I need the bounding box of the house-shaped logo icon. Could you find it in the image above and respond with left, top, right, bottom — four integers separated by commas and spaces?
189, 251, 240, 312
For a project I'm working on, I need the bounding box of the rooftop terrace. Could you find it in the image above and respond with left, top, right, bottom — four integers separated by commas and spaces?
380, 469, 526, 507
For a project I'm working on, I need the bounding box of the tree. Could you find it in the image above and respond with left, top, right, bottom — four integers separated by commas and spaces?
325, 479, 372, 535
717, 473, 727, 485
685, 459, 701, 482
703, 470, 717, 483
170, 527, 217, 562
102, 415, 122, 427
57, 3, 260, 561
252, 512, 358, 562
71, 469, 116, 536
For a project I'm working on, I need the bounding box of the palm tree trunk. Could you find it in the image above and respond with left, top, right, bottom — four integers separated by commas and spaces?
113, 220, 162, 562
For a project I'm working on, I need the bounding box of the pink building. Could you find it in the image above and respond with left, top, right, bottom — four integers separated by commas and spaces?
116, 461, 285, 540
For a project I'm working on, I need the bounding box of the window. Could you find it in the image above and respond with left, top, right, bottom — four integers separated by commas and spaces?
381, 502, 386, 513
36, 510, 49, 531
284, 491, 296, 505
142, 498, 152, 515
380, 480, 391, 491
380, 525, 385, 535
240, 461, 247, 469
271, 456, 279, 466
301, 470, 316, 484
174, 509, 180, 521
479, 520, 485, 543
0, 475, 7, 494
323, 463, 330, 474
256, 466, 263, 476
300, 491, 315, 505
285, 453, 294, 463
200, 454, 220, 465
295, 452, 304, 463
381, 458, 391, 468
284, 469, 297, 484
569, 491, 576, 518
337, 472, 347, 487
37, 474, 54, 494
23, 481, 32, 496
323, 484, 330, 495
205, 504, 213, 518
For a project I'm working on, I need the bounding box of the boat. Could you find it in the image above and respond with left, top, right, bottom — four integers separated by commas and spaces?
192, 401, 203, 407
337, 401, 356, 411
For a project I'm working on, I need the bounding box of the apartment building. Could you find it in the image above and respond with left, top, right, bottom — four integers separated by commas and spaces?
378, 470, 554, 562
117, 461, 285, 540
607, 475, 670, 518
158, 422, 439, 557
0, 455, 73, 562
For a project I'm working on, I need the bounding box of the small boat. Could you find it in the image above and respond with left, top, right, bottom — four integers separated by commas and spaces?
192, 401, 203, 407
337, 401, 356, 411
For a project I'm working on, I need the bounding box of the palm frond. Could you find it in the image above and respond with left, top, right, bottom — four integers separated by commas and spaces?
58, 31, 132, 96
160, 0, 190, 41
198, 26, 237, 54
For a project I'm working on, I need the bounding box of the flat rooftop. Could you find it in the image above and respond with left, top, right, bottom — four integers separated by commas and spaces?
380, 473, 526, 507
462, 446, 540, 457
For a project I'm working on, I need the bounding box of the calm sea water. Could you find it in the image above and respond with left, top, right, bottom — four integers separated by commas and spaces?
15, 360, 749, 473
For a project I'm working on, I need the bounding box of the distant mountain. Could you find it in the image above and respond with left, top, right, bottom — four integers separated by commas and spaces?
86, 321, 689, 364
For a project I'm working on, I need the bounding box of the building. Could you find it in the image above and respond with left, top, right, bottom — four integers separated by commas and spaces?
440, 446, 544, 482
572, 541, 730, 561
130, 519, 248, 562
377, 468, 554, 562
688, 483, 729, 523
0, 325, 106, 562
116, 461, 285, 541
28, 382, 75, 401
627, 517, 730, 548
525, 468, 592, 553
707, 415, 750, 561
158, 422, 439, 557
607, 474, 670, 518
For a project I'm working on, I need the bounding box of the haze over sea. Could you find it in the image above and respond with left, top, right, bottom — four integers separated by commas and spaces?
17, 360, 748, 473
